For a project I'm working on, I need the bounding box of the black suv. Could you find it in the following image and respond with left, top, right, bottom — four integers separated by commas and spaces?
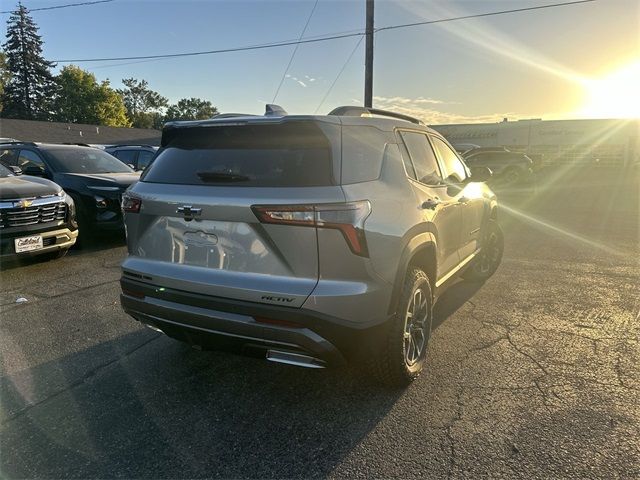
105, 145, 158, 171
0, 163, 77, 260
0, 143, 140, 235
463, 147, 533, 184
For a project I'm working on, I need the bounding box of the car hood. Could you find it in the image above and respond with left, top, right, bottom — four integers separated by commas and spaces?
0, 175, 62, 200
62, 172, 141, 189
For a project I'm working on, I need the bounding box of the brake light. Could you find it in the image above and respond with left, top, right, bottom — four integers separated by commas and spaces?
252, 201, 371, 256
122, 196, 141, 213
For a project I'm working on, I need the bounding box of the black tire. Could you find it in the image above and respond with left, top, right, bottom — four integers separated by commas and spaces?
464, 220, 504, 282
68, 194, 90, 248
371, 268, 433, 387
45, 248, 70, 260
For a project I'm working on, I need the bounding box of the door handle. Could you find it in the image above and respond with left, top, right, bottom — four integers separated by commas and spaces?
420, 198, 441, 210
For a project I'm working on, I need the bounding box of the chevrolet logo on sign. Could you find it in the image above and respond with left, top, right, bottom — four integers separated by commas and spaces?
14, 199, 33, 208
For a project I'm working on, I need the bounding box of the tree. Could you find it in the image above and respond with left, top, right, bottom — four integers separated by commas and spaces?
1, 3, 56, 120
165, 97, 218, 121
117, 78, 168, 128
0, 52, 11, 113
53, 65, 130, 127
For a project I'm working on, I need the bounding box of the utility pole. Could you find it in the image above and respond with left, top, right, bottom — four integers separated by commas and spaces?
364, 0, 374, 108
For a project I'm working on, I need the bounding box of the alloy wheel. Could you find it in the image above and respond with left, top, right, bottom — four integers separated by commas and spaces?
403, 287, 429, 366
475, 231, 500, 275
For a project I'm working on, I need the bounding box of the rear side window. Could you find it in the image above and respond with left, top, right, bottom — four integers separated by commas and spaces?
18, 150, 46, 171
142, 122, 334, 187
0, 149, 18, 167
341, 126, 386, 184
400, 131, 442, 185
114, 150, 137, 165
431, 136, 467, 183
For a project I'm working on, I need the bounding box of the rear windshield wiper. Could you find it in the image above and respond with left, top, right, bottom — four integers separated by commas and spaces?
196, 171, 250, 182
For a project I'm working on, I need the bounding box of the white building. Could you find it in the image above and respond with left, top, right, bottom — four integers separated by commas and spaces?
431, 118, 639, 166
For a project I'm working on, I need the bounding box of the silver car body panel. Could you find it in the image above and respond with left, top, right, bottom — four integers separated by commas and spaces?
122, 113, 497, 333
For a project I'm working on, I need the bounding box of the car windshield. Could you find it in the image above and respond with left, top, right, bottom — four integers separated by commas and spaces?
0, 163, 13, 177
46, 147, 134, 174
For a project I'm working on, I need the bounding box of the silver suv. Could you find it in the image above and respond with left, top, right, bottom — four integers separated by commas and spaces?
119, 105, 503, 385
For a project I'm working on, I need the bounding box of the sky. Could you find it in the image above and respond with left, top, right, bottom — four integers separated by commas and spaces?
1, 0, 639, 124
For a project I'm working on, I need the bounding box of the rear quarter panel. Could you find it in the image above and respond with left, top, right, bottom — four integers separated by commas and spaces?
340, 143, 422, 286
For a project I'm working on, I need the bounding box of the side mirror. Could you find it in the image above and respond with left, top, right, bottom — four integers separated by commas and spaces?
9, 165, 23, 175
127, 163, 135, 170
470, 166, 492, 182
22, 166, 45, 177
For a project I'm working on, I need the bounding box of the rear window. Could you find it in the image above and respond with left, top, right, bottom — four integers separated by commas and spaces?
46, 147, 133, 174
142, 122, 334, 187
341, 126, 386, 184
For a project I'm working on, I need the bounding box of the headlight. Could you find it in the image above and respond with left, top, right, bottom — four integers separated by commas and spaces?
95, 195, 108, 208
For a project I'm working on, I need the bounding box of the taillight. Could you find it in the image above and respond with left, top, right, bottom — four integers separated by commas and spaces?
122, 196, 141, 213
252, 201, 371, 256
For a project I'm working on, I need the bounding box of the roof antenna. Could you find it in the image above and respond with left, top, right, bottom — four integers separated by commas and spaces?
265, 104, 287, 116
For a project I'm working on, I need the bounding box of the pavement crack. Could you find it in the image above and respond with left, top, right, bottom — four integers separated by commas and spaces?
614, 353, 627, 388
506, 332, 549, 375
1, 333, 161, 426
443, 387, 465, 480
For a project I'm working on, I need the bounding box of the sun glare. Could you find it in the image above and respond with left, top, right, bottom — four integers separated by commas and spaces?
579, 60, 640, 119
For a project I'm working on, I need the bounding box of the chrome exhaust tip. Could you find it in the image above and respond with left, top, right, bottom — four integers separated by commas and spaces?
142, 323, 164, 334
266, 350, 326, 369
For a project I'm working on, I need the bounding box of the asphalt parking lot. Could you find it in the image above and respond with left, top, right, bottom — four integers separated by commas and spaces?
1, 167, 638, 479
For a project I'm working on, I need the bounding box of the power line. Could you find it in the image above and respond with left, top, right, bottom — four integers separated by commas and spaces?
375, 0, 596, 32
272, 0, 319, 103
1, 0, 114, 15
50, 0, 597, 63
52, 31, 365, 63
314, 36, 364, 114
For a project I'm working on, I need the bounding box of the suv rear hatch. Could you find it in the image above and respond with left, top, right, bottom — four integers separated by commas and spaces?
121, 119, 344, 307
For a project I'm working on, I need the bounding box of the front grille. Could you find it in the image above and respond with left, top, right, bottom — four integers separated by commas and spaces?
0, 201, 66, 229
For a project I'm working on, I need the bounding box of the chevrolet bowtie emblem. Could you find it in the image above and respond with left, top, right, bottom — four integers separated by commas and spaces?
15, 199, 33, 208
177, 205, 202, 221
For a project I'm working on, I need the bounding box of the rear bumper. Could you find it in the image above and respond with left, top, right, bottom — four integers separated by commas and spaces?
120, 277, 391, 367
0, 227, 78, 259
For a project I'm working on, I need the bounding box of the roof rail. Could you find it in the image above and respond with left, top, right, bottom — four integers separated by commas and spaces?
0, 141, 37, 146
210, 113, 256, 119
61, 142, 93, 147
106, 144, 155, 148
328, 106, 423, 125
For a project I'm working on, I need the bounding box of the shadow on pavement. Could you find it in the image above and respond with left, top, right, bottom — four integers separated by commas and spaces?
0, 330, 401, 478
0, 271, 481, 479
433, 279, 483, 331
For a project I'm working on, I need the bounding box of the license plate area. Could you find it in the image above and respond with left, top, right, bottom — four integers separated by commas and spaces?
15, 235, 43, 253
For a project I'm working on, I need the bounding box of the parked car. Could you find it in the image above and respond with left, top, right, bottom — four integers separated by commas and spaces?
452, 143, 480, 155
105, 145, 158, 171
463, 147, 534, 184
0, 143, 140, 236
0, 162, 77, 260
119, 105, 503, 386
